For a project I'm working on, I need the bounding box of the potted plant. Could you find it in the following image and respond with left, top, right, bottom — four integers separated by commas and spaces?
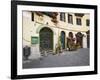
55, 36, 62, 54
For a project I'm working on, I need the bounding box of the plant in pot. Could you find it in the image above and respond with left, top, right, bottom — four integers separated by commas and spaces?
55, 36, 62, 54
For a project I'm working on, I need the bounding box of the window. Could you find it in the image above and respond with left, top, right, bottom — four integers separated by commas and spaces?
31, 12, 34, 21
86, 19, 90, 26
60, 13, 66, 22
76, 18, 82, 25
68, 14, 73, 24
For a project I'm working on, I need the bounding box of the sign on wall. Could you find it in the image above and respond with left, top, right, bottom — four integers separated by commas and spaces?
31, 36, 39, 44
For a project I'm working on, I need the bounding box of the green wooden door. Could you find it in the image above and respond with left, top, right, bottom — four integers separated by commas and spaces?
61, 31, 65, 49
39, 27, 53, 51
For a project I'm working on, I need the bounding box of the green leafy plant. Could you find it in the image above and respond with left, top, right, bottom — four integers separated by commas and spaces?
55, 36, 62, 54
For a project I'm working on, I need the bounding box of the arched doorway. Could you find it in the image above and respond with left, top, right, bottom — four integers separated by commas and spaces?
86, 30, 90, 48
67, 32, 75, 50
75, 32, 83, 48
61, 31, 65, 49
39, 27, 53, 52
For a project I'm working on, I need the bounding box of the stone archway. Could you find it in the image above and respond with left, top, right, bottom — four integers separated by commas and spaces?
39, 27, 53, 52
75, 32, 84, 48
61, 31, 65, 49
67, 32, 75, 51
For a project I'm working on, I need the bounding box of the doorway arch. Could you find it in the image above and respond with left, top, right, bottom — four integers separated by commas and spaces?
39, 27, 53, 52
75, 32, 83, 48
86, 30, 90, 48
61, 31, 65, 49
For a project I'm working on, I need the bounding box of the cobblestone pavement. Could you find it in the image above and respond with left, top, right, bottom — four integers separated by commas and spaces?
23, 48, 89, 69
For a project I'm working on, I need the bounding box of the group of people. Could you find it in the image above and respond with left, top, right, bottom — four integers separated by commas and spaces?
55, 32, 84, 54
67, 32, 84, 51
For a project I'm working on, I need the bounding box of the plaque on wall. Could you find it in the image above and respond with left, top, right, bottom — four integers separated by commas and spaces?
31, 37, 39, 44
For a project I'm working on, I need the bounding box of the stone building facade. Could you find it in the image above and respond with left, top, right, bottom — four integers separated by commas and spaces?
22, 11, 90, 59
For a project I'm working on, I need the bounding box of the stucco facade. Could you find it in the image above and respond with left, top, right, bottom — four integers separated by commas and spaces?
23, 11, 90, 59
